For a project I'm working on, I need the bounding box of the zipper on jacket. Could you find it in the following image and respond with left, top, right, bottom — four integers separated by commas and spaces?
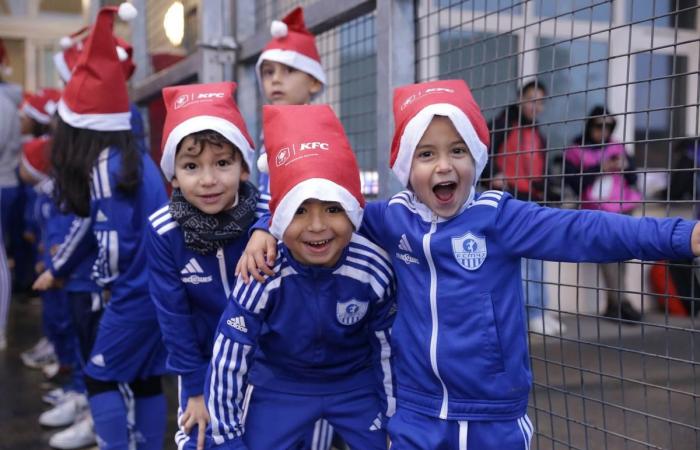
423, 214, 449, 419
216, 247, 231, 299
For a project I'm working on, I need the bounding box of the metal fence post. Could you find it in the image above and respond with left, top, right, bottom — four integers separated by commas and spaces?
376, 0, 415, 199
199, 0, 236, 83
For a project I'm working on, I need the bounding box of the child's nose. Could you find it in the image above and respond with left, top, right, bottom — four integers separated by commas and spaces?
200, 167, 217, 185
307, 211, 326, 231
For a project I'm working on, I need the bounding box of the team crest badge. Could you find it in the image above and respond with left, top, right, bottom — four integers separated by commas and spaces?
336, 299, 368, 326
452, 232, 487, 271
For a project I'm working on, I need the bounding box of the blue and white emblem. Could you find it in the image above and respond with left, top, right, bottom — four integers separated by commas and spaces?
336, 299, 368, 326
452, 232, 487, 271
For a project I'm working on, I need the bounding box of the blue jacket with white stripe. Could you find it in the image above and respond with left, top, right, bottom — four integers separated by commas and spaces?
88, 147, 167, 323
360, 189, 696, 421
147, 198, 267, 401
205, 235, 396, 447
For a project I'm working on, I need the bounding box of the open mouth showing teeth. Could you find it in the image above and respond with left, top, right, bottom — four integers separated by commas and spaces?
306, 239, 330, 248
433, 182, 457, 201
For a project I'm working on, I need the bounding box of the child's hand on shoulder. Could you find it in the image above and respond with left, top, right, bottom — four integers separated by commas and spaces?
692, 222, 700, 256
235, 230, 278, 284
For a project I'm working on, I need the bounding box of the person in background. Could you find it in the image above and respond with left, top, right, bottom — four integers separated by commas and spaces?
489, 80, 565, 336
0, 37, 23, 350
563, 105, 643, 323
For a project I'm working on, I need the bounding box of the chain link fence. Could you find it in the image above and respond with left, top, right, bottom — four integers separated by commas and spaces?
146, 1, 699, 448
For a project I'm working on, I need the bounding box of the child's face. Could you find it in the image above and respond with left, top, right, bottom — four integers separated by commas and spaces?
260, 60, 322, 105
172, 136, 246, 215
520, 86, 545, 122
409, 116, 475, 219
282, 199, 353, 267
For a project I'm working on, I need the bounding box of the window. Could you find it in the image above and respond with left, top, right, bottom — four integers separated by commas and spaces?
537, 0, 612, 22
537, 37, 609, 151
628, 0, 696, 30
439, 31, 520, 121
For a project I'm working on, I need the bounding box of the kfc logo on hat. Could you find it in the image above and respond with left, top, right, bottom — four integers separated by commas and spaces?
276, 148, 291, 167
174, 94, 189, 109
400, 87, 456, 111
273, 141, 330, 168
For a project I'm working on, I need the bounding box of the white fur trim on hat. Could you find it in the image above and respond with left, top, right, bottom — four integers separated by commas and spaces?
161, 115, 255, 181
116, 46, 128, 62
23, 103, 51, 124
255, 48, 327, 90
118, 2, 138, 21
57, 98, 131, 131
270, 178, 363, 240
60, 36, 73, 49
257, 152, 268, 173
393, 103, 488, 188
53, 51, 73, 82
21, 154, 48, 182
270, 20, 288, 38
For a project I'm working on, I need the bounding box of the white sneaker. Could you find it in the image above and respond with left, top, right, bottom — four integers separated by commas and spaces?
39, 393, 89, 427
43, 387, 68, 405
21, 337, 56, 369
529, 314, 567, 336
49, 414, 97, 449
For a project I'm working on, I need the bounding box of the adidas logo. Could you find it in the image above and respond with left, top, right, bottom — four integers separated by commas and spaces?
368, 412, 384, 431
181, 258, 204, 274
226, 316, 248, 333
181, 258, 212, 284
91, 353, 105, 367
398, 234, 412, 252
96, 209, 108, 222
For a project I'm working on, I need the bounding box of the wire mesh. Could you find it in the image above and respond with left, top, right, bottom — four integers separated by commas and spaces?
234, 0, 700, 448
415, 1, 700, 449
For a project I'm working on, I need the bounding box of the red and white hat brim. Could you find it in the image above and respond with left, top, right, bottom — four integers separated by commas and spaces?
393, 103, 488, 188
53, 51, 73, 83
256, 48, 327, 92
21, 154, 48, 182
23, 103, 51, 124
270, 178, 363, 240
161, 115, 255, 181
58, 98, 131, 132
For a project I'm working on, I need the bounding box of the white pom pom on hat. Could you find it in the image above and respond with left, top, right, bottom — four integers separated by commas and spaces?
257, 152, 269, 174
118, 2, 137, 21
60, 36, 73, 49
270, 20, 288, 38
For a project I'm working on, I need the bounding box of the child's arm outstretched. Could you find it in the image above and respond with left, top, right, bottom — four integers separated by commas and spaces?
205, 276, 270, 449
497, 196, 700, 261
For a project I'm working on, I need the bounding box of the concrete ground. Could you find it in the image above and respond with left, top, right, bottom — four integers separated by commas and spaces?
2, 294, 698, 450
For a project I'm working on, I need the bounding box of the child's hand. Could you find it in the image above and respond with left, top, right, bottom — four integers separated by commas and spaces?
692, 222, 700, 256
235, 230, 278, 284
180, 395, 210, 450
32, 270, 55, 291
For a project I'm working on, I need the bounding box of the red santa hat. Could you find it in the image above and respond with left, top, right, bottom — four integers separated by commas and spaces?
390, 79, 490, 188
0, 38, 12, 77
22, 88, 62, 124
21, 136, 51, 181
160, 82, 255, 181
57, 2, 137, 131
261, 104, 364, 239
255, 7, 326, 91
53, 26, 135, 83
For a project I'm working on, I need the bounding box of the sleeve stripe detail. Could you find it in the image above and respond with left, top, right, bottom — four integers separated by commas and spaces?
149, 205, 169, 221
52, 217, 92, 271
480, 190, 504, 200
156, 221, 179, 235
151, 213, 172, 229
471, 199, 499, 208
333, 265, 387, 299
92, 230, 119, 286
375, 329, 396, 417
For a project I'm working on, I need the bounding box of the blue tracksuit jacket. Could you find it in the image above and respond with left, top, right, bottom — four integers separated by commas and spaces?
360, 189, 696, 421
147, 198, 268, 401
205, 234, 396, 447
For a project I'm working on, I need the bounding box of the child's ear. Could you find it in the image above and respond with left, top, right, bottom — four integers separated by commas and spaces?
240, 171, 250, 182
309, 78, 322, 96
171, 176, 180, 188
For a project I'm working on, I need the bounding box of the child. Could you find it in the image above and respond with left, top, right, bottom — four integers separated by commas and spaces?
254, 7, 325, 194
240, 80, 700, 449
47, 4, 170, 449
564, 105, 643, 322
147, 81, 262, 450
205, 104, 395, 450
